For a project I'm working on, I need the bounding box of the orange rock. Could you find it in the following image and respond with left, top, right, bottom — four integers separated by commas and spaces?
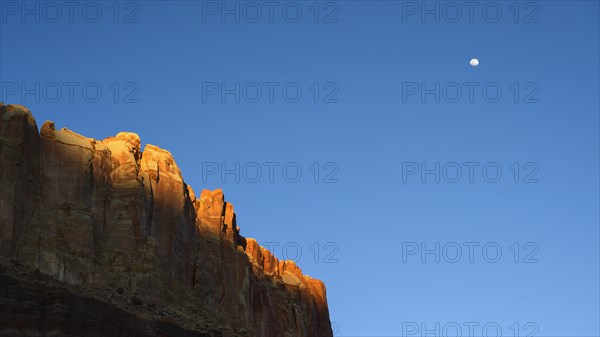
0, 103, 333, 337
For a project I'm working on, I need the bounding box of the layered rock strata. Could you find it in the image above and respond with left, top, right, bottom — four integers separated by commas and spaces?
0, 103, 332, 337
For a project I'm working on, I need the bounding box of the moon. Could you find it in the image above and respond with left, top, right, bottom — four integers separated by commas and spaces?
470, 58, 479, 67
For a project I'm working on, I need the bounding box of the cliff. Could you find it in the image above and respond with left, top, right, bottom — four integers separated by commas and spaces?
0, 103, 333, 337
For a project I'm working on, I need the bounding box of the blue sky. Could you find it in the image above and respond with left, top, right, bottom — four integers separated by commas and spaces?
1, 1, 599, 336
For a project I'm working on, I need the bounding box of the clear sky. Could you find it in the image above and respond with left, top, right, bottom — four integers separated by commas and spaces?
1, 1, 599, 336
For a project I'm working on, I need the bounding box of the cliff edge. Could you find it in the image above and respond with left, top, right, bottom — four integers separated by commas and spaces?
0, 103, 333, 337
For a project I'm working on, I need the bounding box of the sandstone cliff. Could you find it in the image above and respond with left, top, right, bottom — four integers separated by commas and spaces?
0, 103, 333, 337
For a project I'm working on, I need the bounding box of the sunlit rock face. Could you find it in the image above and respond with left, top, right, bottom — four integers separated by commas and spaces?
0, 103, 333, 337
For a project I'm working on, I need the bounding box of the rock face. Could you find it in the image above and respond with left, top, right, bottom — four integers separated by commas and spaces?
0, 103, 333, 337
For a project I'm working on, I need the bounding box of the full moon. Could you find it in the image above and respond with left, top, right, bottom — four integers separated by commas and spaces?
470, 58, 479, 67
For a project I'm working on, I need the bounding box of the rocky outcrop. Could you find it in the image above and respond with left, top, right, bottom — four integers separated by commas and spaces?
0, 103, 333, 337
